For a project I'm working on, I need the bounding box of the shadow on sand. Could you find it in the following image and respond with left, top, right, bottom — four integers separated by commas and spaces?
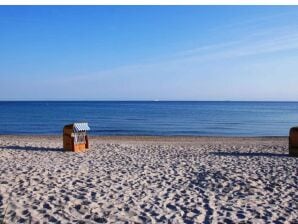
210, 151, 289, 158
0, 145, 64, 152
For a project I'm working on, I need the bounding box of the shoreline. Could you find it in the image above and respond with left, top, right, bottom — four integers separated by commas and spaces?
0, 134, 289, 145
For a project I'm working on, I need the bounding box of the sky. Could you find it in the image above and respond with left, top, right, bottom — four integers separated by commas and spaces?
0, 6, 298, 101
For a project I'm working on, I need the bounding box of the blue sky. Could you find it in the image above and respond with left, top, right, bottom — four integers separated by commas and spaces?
0, 6, 298, 100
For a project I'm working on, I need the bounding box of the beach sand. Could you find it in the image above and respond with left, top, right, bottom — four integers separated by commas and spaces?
0, 136, 297, 223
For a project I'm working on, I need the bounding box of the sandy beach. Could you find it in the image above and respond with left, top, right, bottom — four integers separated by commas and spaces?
0, 135, 297, 223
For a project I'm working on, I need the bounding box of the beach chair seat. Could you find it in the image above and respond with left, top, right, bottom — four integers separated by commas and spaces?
63, 123, 90, 152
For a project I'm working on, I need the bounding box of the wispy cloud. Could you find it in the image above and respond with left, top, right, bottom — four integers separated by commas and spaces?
172, 21, 298, 60
178, 30, 298, 64
61, 25, 298, 85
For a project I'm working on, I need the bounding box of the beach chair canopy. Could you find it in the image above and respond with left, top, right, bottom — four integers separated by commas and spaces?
73, 123, 90, 132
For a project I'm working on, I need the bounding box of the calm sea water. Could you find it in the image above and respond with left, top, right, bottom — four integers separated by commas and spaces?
0, 101, 297, 136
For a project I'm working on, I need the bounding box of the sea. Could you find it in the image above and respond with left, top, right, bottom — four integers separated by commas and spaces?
0, 101, 297, 136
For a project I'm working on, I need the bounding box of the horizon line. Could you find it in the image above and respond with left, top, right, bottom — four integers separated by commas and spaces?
0, 99, 298, 102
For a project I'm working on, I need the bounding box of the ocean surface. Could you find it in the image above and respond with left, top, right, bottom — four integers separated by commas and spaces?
0, 101, 297, 136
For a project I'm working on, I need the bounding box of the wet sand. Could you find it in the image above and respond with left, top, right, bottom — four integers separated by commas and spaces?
0, 135, 297, 223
